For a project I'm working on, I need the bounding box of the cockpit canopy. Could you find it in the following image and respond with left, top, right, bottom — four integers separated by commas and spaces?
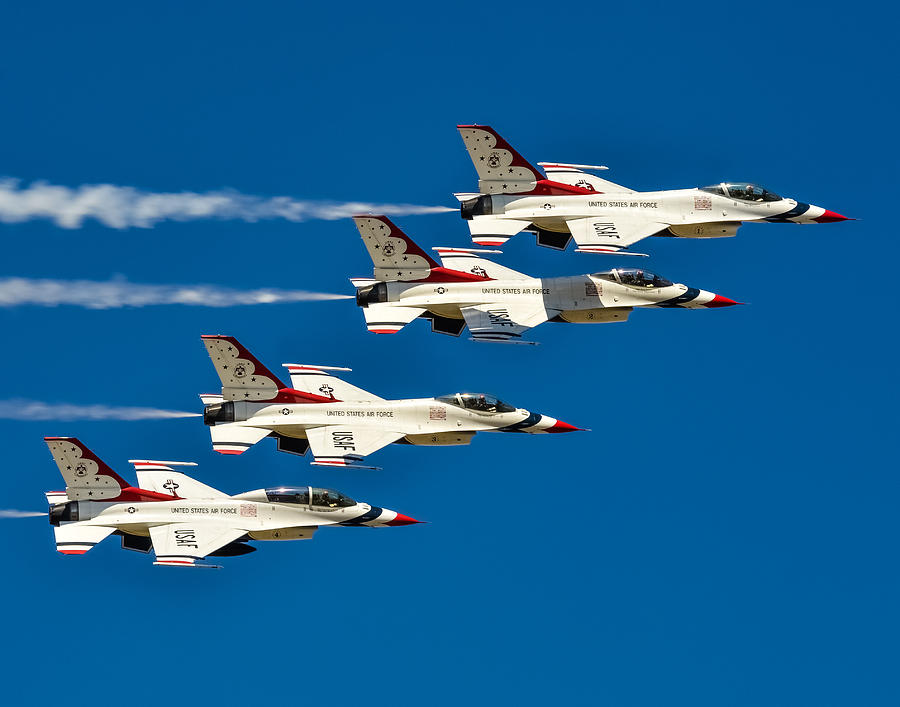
701, 182, 782, 202
436, 392, 517, 414
593, 268, 673, 289
265, 486, 356, 508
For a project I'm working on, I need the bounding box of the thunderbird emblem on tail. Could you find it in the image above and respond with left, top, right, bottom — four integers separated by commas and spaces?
454, 124, 850, 254
349, 215, 742, 344
42, 437, 419, 568
199, 334, 582, 468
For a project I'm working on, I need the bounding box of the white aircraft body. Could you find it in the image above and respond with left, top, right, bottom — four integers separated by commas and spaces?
455, 124, 850, 254
351, 216, 738, 343
200, 335, 581, 468
43, 437, 419, 568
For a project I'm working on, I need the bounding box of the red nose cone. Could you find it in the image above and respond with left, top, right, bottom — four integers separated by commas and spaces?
547, 419, 582, 433
386, 513, 421, 526
705, 294, 742, 308
813, 209, 851, 223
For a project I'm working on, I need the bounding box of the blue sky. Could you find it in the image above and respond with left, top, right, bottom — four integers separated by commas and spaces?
0, 2, 896, 705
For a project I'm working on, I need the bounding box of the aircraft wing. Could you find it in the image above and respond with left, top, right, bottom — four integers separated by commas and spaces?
150, 523, 248, 568
305, 425, 406, 469
565, 215, 669, 254
281, 364, 384, 402
538, 163, 635, 194
461, 301, 552, 343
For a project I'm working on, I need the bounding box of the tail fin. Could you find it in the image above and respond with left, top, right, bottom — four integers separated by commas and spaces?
130, 461, 228, 499
201, 335, 287, 401
433, 248, 531, 281
353, 215, 440, 282
44, 437, 131, 502
457, 125, 543, 194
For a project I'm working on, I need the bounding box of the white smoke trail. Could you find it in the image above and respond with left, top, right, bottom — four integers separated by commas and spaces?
0, 179, 454, 229
0, 400, 201, 421
0, 510, 47, 518
0, 276, 351, 309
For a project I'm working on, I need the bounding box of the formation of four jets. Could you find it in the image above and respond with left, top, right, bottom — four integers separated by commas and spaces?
41, 125, 848, 567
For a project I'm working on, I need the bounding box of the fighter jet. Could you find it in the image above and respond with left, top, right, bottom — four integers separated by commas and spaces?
456, 124, 850, 255
200, 335, 581, 467
351, 215, 739, 343
43, 437, 418, 568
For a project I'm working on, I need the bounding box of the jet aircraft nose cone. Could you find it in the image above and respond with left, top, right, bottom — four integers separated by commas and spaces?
813, 209, 851, 223
385, 513, 422, 526
546, 419, 583, 433
705, 294, 742, 308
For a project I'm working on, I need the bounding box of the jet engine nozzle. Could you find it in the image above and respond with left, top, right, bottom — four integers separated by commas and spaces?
460, 195, 493, 220
355, 282, 388, 308
203, 401, 235, 426
49, 501, 79, 527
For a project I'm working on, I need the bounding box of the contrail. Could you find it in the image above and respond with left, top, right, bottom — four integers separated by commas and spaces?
0, 400, 201, 421
0, 178, 454, 229
0, 276, 352, 309
0, 510, 47, 518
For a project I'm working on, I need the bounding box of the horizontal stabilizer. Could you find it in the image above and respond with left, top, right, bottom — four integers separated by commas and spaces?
54, 524, 115, 555
362, 303, 426, 334
349, 277, 379, 288
467, 217, 533, 247
574, 247, 649, 257
46, 491, 68, 505
209, 424, 271, 455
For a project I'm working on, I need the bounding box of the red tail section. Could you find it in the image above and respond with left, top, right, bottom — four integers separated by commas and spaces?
457, 125, 596, 196
457, 125, 545, 184
353, 215, 491, 284
44, 437, 179, 502
201, 335, 340, 403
